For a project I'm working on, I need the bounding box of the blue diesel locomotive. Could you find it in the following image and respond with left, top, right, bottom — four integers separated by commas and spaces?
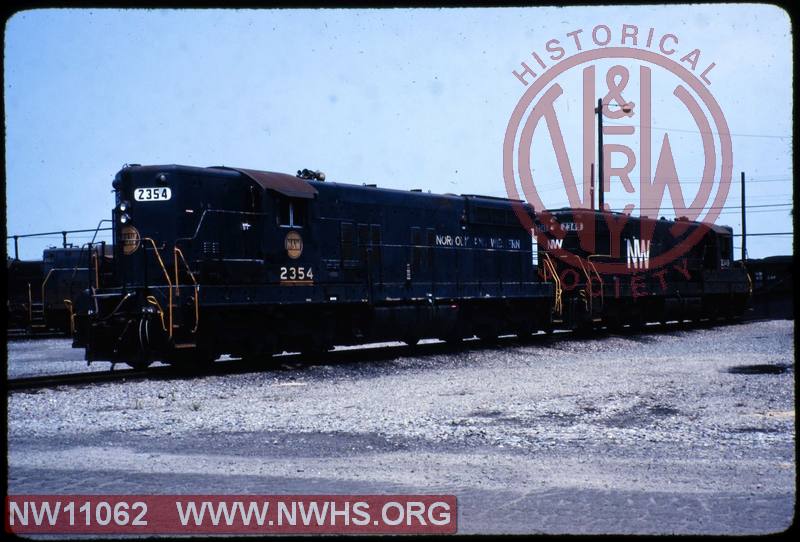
73, 164, 554, 367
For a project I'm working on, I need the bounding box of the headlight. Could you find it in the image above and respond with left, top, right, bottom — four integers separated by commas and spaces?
120, 213, 130, 224
119, 201, 128, 212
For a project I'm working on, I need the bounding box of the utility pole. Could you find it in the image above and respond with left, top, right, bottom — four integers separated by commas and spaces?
589, 163, 595, 210
741, 171, 747, 262
13, 235, 19, 260
595, 98, 604, 212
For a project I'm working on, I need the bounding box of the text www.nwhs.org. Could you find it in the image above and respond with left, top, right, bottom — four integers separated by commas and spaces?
6, 495, 457, 534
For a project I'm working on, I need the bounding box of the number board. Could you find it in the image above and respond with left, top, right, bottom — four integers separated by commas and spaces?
134, 187, 172, 202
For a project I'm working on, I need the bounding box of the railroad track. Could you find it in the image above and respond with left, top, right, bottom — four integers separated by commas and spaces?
7, 368, 166, 392
7, 330, 68, 341
4, 337, 536, 392
7, 319, 750, 392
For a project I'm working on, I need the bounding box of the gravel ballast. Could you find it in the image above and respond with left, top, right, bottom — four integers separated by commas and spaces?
7, 319, 795, 534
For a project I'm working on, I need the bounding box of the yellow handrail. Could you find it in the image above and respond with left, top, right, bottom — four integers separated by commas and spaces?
542, 253, 563, 316
63, 299, 75, 335
586, 257, 604, 304
92, 251, 100, 289
40, 268, 56, 311
174, 247, 200, 333
142, 237, 173, 338
27, 283, 32, 324
575, 256, 591, 314
145, 296, 168, 332
586, 254, 608, 313
549, 259, 563, 316
574, 256, 602, 316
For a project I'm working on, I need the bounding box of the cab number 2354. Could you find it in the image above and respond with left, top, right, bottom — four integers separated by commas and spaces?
280, 266, 313, 281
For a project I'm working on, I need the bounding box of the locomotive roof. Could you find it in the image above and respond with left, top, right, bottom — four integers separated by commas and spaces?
210, 166, 319, 199
121, 164, 533, 210
120, 164, 319, 200
312, 180, 525, 206
544, 206, 734, 235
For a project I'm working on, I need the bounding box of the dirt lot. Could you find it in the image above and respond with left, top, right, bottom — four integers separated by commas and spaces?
6, 319, 795, 534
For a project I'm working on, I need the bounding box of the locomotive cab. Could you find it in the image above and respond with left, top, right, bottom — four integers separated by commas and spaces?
112, 165, 249, 286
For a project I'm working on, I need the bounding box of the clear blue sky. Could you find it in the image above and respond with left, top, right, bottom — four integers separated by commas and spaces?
4, 6, 793, 260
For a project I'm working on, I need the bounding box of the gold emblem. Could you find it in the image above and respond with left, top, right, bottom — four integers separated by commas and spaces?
121, 225, 141, 255
285, 230, 303, 259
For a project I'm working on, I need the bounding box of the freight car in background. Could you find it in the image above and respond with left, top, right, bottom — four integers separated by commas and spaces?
7, 257, 44, 330
74, 164, 555, 367
41, 244, 114, 332
742, 255, 793, 319
6, 227, 113, 335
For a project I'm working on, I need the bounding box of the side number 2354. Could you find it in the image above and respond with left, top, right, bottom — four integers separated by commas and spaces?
280, 266, 313, 280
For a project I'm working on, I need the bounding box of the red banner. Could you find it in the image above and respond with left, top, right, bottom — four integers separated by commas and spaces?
6, 495, 457, 534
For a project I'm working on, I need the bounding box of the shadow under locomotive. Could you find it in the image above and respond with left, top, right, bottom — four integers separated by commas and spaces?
72, 164, 751, 369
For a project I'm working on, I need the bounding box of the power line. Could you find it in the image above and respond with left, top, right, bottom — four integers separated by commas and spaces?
640, 203, 791, 211
733, 232, 793, 237
659, 178, 793, 185
604, 120, 792, 140
718, 208, 792, 215
530, 178, 793, 193
549, 203, 793, 212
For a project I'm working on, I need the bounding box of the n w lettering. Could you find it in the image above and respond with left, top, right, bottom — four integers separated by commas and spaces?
627, 238, 650, 270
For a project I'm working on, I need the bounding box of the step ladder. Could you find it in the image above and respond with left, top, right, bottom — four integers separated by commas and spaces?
170, 300, 196, 350
29, 302, 47, 331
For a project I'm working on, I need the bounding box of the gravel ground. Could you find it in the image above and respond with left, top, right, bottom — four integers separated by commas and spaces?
6, 319, 795, 534
5, 338, 171, 378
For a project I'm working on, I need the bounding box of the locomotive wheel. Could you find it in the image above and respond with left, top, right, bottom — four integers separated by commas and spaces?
606, 313, 624, 333
514, 326, 533, 340
125, 359, 153, 370
574, 319, 594, 336
627, 311, 645, 331
130, 316, 156, 369
442, 332, 464, 345
242, 352, 282, 368
723, 307, 736, 322
170, 348, 217, 373
301, 341, 331, 357
403, 337, 420, 347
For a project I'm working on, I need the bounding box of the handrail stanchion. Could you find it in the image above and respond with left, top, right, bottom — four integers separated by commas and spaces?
92, 250, 100, 289
64, 299, 75, 335
174, 247, 200, 333
542, 253, 563, 317
143, 238, 173, 339
586, 258, 604, 308
27, 283, 32, 325
40, 268, 56, 314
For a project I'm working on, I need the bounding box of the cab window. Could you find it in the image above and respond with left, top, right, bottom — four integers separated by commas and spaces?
278, 198, 306, 228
